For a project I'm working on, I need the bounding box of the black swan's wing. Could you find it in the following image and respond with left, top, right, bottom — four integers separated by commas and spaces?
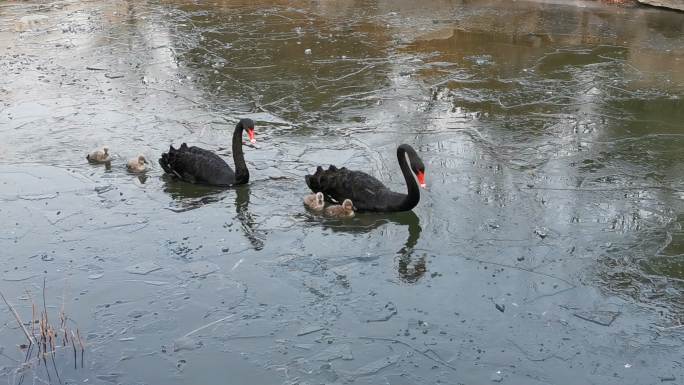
159, 144, 235, 186
305, 165, 404, 211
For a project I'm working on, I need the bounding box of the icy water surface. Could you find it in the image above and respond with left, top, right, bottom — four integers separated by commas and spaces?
1, 0, 683, 384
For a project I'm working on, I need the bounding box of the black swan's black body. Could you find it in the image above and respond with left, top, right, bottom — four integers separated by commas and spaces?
159, 119, 255, 187
305, 144, 426, 212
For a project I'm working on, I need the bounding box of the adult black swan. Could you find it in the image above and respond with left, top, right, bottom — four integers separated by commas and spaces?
305, 144, 426, 212
159, 118, 256, 186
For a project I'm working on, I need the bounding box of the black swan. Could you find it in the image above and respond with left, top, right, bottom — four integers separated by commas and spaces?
305, 144, 426, 212
159, 118, 256, 186
325, 199, 355, 218
303, 192, 325, 211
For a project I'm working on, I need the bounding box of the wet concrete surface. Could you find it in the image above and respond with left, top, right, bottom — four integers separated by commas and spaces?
1, 0, 683, 384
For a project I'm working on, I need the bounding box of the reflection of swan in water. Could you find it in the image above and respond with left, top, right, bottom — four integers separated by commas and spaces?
320, 211, 424, 283
161, 179, 265, 250
234, 185, 265, 251
162, 175, 227, 212
136, 174, 149, 185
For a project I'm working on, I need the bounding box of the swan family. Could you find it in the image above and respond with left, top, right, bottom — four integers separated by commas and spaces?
88, 117, 427, 214
305, 144, 425, 212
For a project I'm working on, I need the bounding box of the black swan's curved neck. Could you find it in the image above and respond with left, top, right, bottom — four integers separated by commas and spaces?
232, 122, 249, 184
390, 144, 420, 211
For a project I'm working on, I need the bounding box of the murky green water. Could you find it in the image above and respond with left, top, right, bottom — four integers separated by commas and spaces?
1, 0, 683, 384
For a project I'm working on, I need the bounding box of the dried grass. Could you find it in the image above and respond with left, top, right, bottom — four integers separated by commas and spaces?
0, 279, 85, 384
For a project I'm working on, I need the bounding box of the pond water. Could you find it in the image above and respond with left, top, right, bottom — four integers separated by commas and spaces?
0, 0, 683, 384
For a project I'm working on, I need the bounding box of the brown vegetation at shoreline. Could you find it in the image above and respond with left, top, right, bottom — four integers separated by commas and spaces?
1, 279, 85, 384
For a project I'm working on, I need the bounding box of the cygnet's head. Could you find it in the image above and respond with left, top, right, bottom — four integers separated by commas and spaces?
316, 192, 324, 205
103, 146, 109, 154
138, 154, 147, 164
342, 199, 354, 211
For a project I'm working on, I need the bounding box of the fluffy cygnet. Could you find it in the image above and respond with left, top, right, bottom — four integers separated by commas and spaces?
304, 192, 325, 211
86, 146, 111, 163
324, 199, 355, 218
127, 154, 147, 173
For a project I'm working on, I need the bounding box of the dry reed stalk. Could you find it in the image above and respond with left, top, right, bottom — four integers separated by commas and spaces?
70, 330, 77, 370
0, 290, 34, 345
3, 280, 85, 382
42, 278, 49, 332
31, 303, 36, 337
76, 329, 84, 368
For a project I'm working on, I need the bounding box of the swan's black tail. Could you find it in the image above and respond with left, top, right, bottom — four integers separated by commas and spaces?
304, 166, 325, 191
305, 165, 349, 193
159, 145, 176, 174
159, 144, 191, 178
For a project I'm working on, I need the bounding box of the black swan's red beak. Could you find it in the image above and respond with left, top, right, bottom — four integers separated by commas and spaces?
417, 171, 426, 188
247, 128, 256, 144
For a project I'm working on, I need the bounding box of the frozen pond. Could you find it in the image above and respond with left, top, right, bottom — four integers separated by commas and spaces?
0, 1, 683, 384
